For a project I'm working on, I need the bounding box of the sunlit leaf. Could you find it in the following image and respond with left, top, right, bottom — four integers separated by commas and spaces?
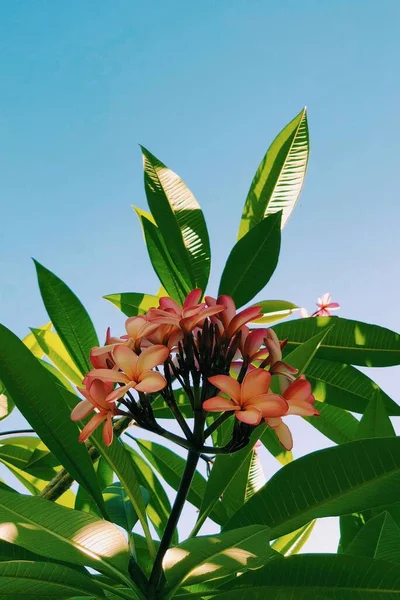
31, 327, 83, 386
22, 322, 52, 358
251, 300, 299, 324
272, 521, 316, 556
103, 292, 160, 317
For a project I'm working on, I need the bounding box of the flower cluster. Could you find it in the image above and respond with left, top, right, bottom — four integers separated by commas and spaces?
71, 290, 318, 451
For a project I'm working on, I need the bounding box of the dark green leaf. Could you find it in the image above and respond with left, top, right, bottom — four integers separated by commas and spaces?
34, 261, 99, 374
103, 482, 150, 533
346, 511, 400, 564
219, 211, 282, 308
304, 401, 358, 444
355, 392, 396, 439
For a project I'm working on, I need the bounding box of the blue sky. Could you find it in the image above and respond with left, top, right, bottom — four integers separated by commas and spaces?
1, 0, 400, 550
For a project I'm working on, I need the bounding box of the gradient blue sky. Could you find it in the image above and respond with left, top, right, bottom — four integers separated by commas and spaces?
1, 0, 400, 551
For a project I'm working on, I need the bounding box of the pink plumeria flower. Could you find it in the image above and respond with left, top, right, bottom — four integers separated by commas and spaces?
205, 295, 263, 338
265, 376, 318, 450
71, 379, 119, 446
203, 370, 288, 425
315, 293, 340, 317
86, 344, 170, 402
147, 289, 226, 334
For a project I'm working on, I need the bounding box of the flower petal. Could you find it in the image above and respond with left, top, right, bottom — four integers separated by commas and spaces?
241, 369, 271, 403
247, 393, 288, 417
236, 407, 262, 425
137, 344, 170, 373
78, 413, 107, 443
136, 371, 167, 393
105, 383, 133, 403
208, 375, 241, 403
102, 413, 114, 446
244, 328, 267, 358
112, 345, 139, 380
159, 297, 181, 313
217, 295, 236, 328
274, 421, 293, 451
226, 306, 263, 337
286, 400, 318, 417
284, 377, 313, 404
203, 396, 239, 412
183, 289, 203, 308
71, 399, 93, 421
86, 368, 130, 384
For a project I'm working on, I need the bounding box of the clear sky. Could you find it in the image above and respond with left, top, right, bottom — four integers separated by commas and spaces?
1, 0, 400, 552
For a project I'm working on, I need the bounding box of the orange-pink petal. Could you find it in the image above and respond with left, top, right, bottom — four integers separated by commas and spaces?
236, 407, 263, 425
113, 345, 139, 380
241, 369, 271, 404
247, 393, 288, 417
203, 396, 240, 412
136, 370, 167, 393
86, 368, 130, 384
226, 306, 263, 338
71, 399, 93, 421
102, 413, 114, 446
78, 412, 107, 443
183, 289, 203, 308
137, 344, 170, 373
105, 383, 133, 403
208, 375, 241, 403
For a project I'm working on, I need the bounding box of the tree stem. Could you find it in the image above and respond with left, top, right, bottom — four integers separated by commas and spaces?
148, 448, 200, 594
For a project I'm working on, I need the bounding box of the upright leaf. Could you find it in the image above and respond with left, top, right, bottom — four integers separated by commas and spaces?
0, 325, 104, 513
34, 261, 99, 374
30, 327, 84, 385
224, 437, 400, 537
238, 108, 309, 238
141, 146, 211, 290
274, 317, 400, 366
222, 450, 265, 518
0, 561, 104, 599
135, 207, 190, 303
22, 322, 52, 358
218, 211, 282, 308
355, 392, 396, 439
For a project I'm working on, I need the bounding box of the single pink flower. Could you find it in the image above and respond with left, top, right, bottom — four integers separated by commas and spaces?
86, 344, 170, 402
205, 295, 263, 338
265, 375, 318, 450
203, 370, 288, 425
315, 293, 340, 317
71, 379, 118, 446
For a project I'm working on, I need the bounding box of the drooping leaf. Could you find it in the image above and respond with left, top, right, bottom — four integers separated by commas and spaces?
0, 561, 105, 598
304, 358, 400, 415
218, 211, 282, 308
0, 325, 104, 513
103, 292, 160, 317
250, 300, 299, 324
34, 261, 99, 374
274, 317, 400, 367
135, 207, 190, 303
163, 525, 273, 598
135, 439, 227, 525
238, 108, 309, 238
217, 554, 400, 599
30, 327, 84, 386
224, 437, 400, 538
0, 491, 130, 583
141, 146, 211, 290
345, 511, 400, 564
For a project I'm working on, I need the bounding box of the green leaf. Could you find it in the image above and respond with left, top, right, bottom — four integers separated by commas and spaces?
151, 388, 192, 419
304, 400, 358, 445
217, 554, 400, 599
221, 450, 265, 518
75, 457, 114, 516
0, 325, 104, 513
123, 444, 175, 545
103, 482, 150, 533
260, 427, 293, 465
141, 146, 211, 290
0, 561, 104, 598
22, 322, 52, 358
274, 317, 400, 367
135, 207, 190, 303
103, 293, 160, 317
224, 437, 400, 537
355, 392, 396, 439
0, 491, 130, 583
31, 328, 84, 386
345, 511, 400, 564
40, 359, 76, 392
271, 521, 316, 556
0, 383, 14, 422
34, 261, 99, 374
164, 525, 273, 598
304, 358, 400, 415
238, 108, 309, 238
250, 300, 299, 324
218, 211, 282, 308
135, 439, 227, 525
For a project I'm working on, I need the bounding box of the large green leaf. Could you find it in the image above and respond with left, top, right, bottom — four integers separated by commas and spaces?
34, 261, 99, 374
75, 457, 114, 516
141, 146, 211, 291
217, 554, 400, 599
355, 392, 396, 439
221, 450, 265, 518
218, 211, 282, 308
135, 439, 227, 525
163, 525, 273, 598
103, 293, 160, 317
304, 401, 358, 445
31, 327, 83, 386
224, 437, 400, 537
40, 358, 76, 392
345, 511, 400, 564
0, 491, 130, 583
0, 325, 104, 513
135, 208, 190, 303
0, 561, 104, 598
304, 358, 400, 415
238, 108, 309, 238
274, 317, 400, 367
271, 521, 316, 556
